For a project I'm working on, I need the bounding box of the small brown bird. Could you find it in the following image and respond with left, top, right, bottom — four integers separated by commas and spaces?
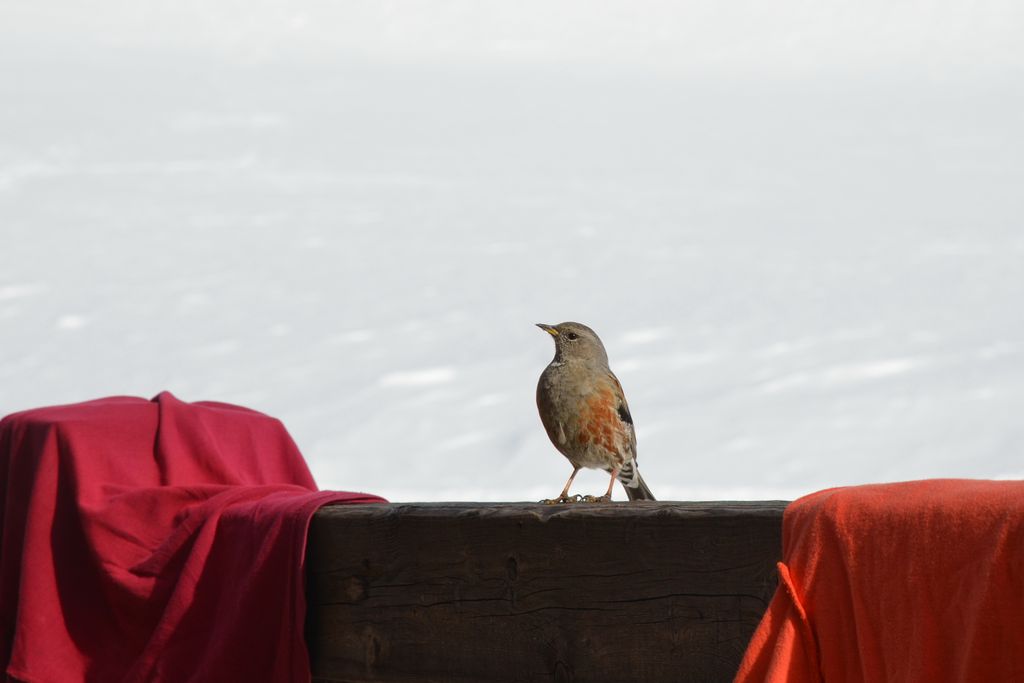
536, 322, 655, 502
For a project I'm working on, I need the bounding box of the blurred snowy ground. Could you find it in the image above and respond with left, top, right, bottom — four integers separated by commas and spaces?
2, 2, 1023, 501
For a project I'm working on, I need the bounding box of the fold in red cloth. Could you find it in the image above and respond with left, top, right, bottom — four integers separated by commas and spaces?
0, 392, 384, 682
735, 479, 1024, 682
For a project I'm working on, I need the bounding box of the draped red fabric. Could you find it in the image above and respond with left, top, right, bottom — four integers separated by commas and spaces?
735, 479, 1024, 682
0, 392, 385, 682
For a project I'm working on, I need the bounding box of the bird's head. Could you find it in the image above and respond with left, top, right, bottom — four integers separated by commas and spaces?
536, 321, 609, 366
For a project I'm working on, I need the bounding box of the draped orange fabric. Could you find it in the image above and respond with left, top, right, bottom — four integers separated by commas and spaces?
735, 480, 1024, 682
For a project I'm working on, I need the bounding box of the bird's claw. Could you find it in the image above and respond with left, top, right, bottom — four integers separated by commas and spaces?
538, 493, 612, 504
581, 494, 612, 503
539, 494, 584, 505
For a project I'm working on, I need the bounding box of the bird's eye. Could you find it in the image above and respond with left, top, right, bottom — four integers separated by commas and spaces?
566, 332, 579, 341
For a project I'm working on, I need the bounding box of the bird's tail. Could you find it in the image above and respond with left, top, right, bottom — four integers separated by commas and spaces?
618, 460, 656, 501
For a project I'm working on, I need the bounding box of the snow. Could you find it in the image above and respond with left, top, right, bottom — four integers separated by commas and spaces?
2, 3, 1023, 502
379, 367, 457, 388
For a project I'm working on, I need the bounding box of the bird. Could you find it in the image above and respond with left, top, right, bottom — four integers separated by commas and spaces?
535, 321, 655, 502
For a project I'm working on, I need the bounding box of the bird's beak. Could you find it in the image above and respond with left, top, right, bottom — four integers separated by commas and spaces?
536, 323, 559, 337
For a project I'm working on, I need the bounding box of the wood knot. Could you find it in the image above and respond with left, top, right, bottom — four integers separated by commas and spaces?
342, 575, 368, 602
506, 556, 519, 581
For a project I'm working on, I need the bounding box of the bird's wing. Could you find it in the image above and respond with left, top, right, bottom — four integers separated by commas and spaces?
608, 371, 637, 459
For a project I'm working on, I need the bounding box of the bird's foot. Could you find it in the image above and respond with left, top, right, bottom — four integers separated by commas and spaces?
540, 494, 584, 505
581, 494, 612, 503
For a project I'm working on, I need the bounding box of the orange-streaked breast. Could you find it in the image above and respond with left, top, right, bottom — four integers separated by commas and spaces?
577, 388, 625, 460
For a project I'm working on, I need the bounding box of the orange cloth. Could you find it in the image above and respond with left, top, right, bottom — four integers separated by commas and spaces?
735, 479, 1024, 682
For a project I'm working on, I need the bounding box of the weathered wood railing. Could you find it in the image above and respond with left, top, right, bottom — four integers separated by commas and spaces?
305, 501, 786, 683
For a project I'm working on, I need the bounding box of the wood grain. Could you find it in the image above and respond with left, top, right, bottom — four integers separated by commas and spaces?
306, 501, 786, 683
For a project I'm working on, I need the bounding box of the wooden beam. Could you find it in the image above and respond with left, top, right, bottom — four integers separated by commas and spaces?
306, 501, 786, 683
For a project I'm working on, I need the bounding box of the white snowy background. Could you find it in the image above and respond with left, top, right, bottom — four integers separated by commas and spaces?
2, 2, 1022, 501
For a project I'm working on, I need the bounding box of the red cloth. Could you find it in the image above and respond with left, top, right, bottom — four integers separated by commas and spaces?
735, 479, 1024, 682
0, 392, 384, 682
